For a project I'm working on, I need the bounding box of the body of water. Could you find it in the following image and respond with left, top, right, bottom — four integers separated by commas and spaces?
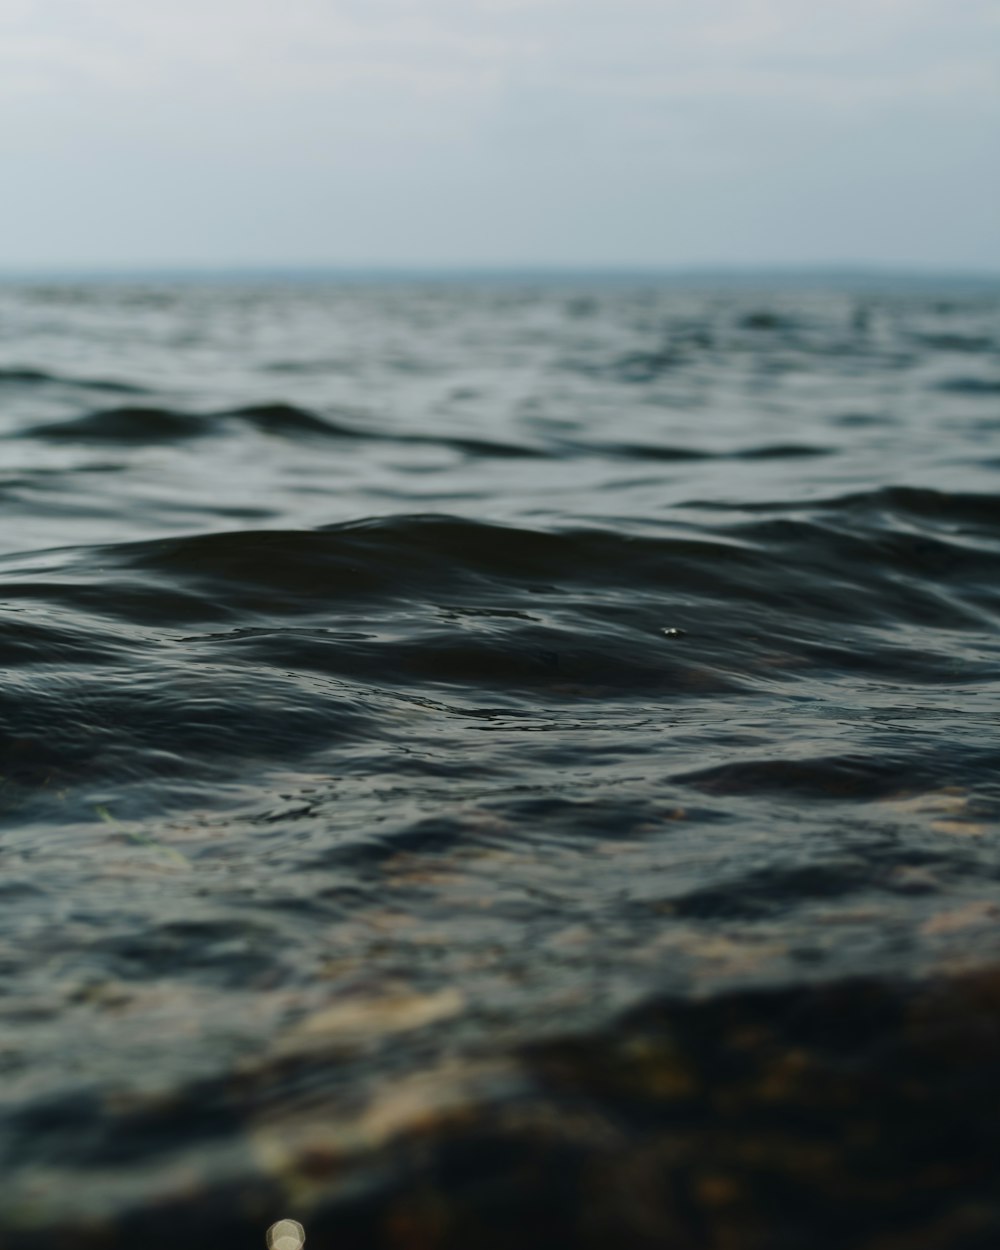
1, 274, 999, 1248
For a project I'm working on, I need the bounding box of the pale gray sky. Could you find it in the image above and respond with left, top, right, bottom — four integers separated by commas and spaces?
2, 0, 998, 270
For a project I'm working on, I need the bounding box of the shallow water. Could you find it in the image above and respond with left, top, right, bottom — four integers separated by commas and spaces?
1, 276, 999, 1246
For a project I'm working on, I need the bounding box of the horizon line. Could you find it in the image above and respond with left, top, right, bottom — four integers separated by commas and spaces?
1, 261, 999, 284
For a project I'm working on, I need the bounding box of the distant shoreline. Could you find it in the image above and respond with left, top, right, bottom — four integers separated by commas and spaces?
2, 264, 999, 290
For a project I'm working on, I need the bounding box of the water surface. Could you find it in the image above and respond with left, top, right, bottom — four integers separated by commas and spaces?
1, 276, 999, 1247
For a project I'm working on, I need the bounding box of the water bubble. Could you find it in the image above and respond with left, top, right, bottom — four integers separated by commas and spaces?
267, 1219, 305, 1250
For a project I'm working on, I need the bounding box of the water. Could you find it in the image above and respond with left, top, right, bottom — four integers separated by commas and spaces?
1, 276, 999, 1247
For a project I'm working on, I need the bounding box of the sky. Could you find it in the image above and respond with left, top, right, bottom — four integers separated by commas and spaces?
2, 0, 998, 271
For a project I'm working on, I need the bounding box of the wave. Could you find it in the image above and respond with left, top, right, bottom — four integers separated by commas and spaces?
23, 402, 549, 455
913, 332, 996, 353
1, 496, 995, 817
29, 406, 209, 443
0, 366, 146, 392
22, 403, 839, 463
594, 440, 832, 461
221, 401, 360, 437
25, 402, 358, 444
693, 483, 1000, 527
936, 375, 1000, 394
2, 497, 995, 621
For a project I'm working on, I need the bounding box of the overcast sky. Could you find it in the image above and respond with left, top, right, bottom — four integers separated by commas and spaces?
2, 0, 998, 270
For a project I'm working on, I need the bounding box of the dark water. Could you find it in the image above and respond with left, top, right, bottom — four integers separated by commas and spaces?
1, 277, 999, 1248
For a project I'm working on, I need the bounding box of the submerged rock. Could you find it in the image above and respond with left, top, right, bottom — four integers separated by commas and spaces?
4, 969, 1000, 1250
